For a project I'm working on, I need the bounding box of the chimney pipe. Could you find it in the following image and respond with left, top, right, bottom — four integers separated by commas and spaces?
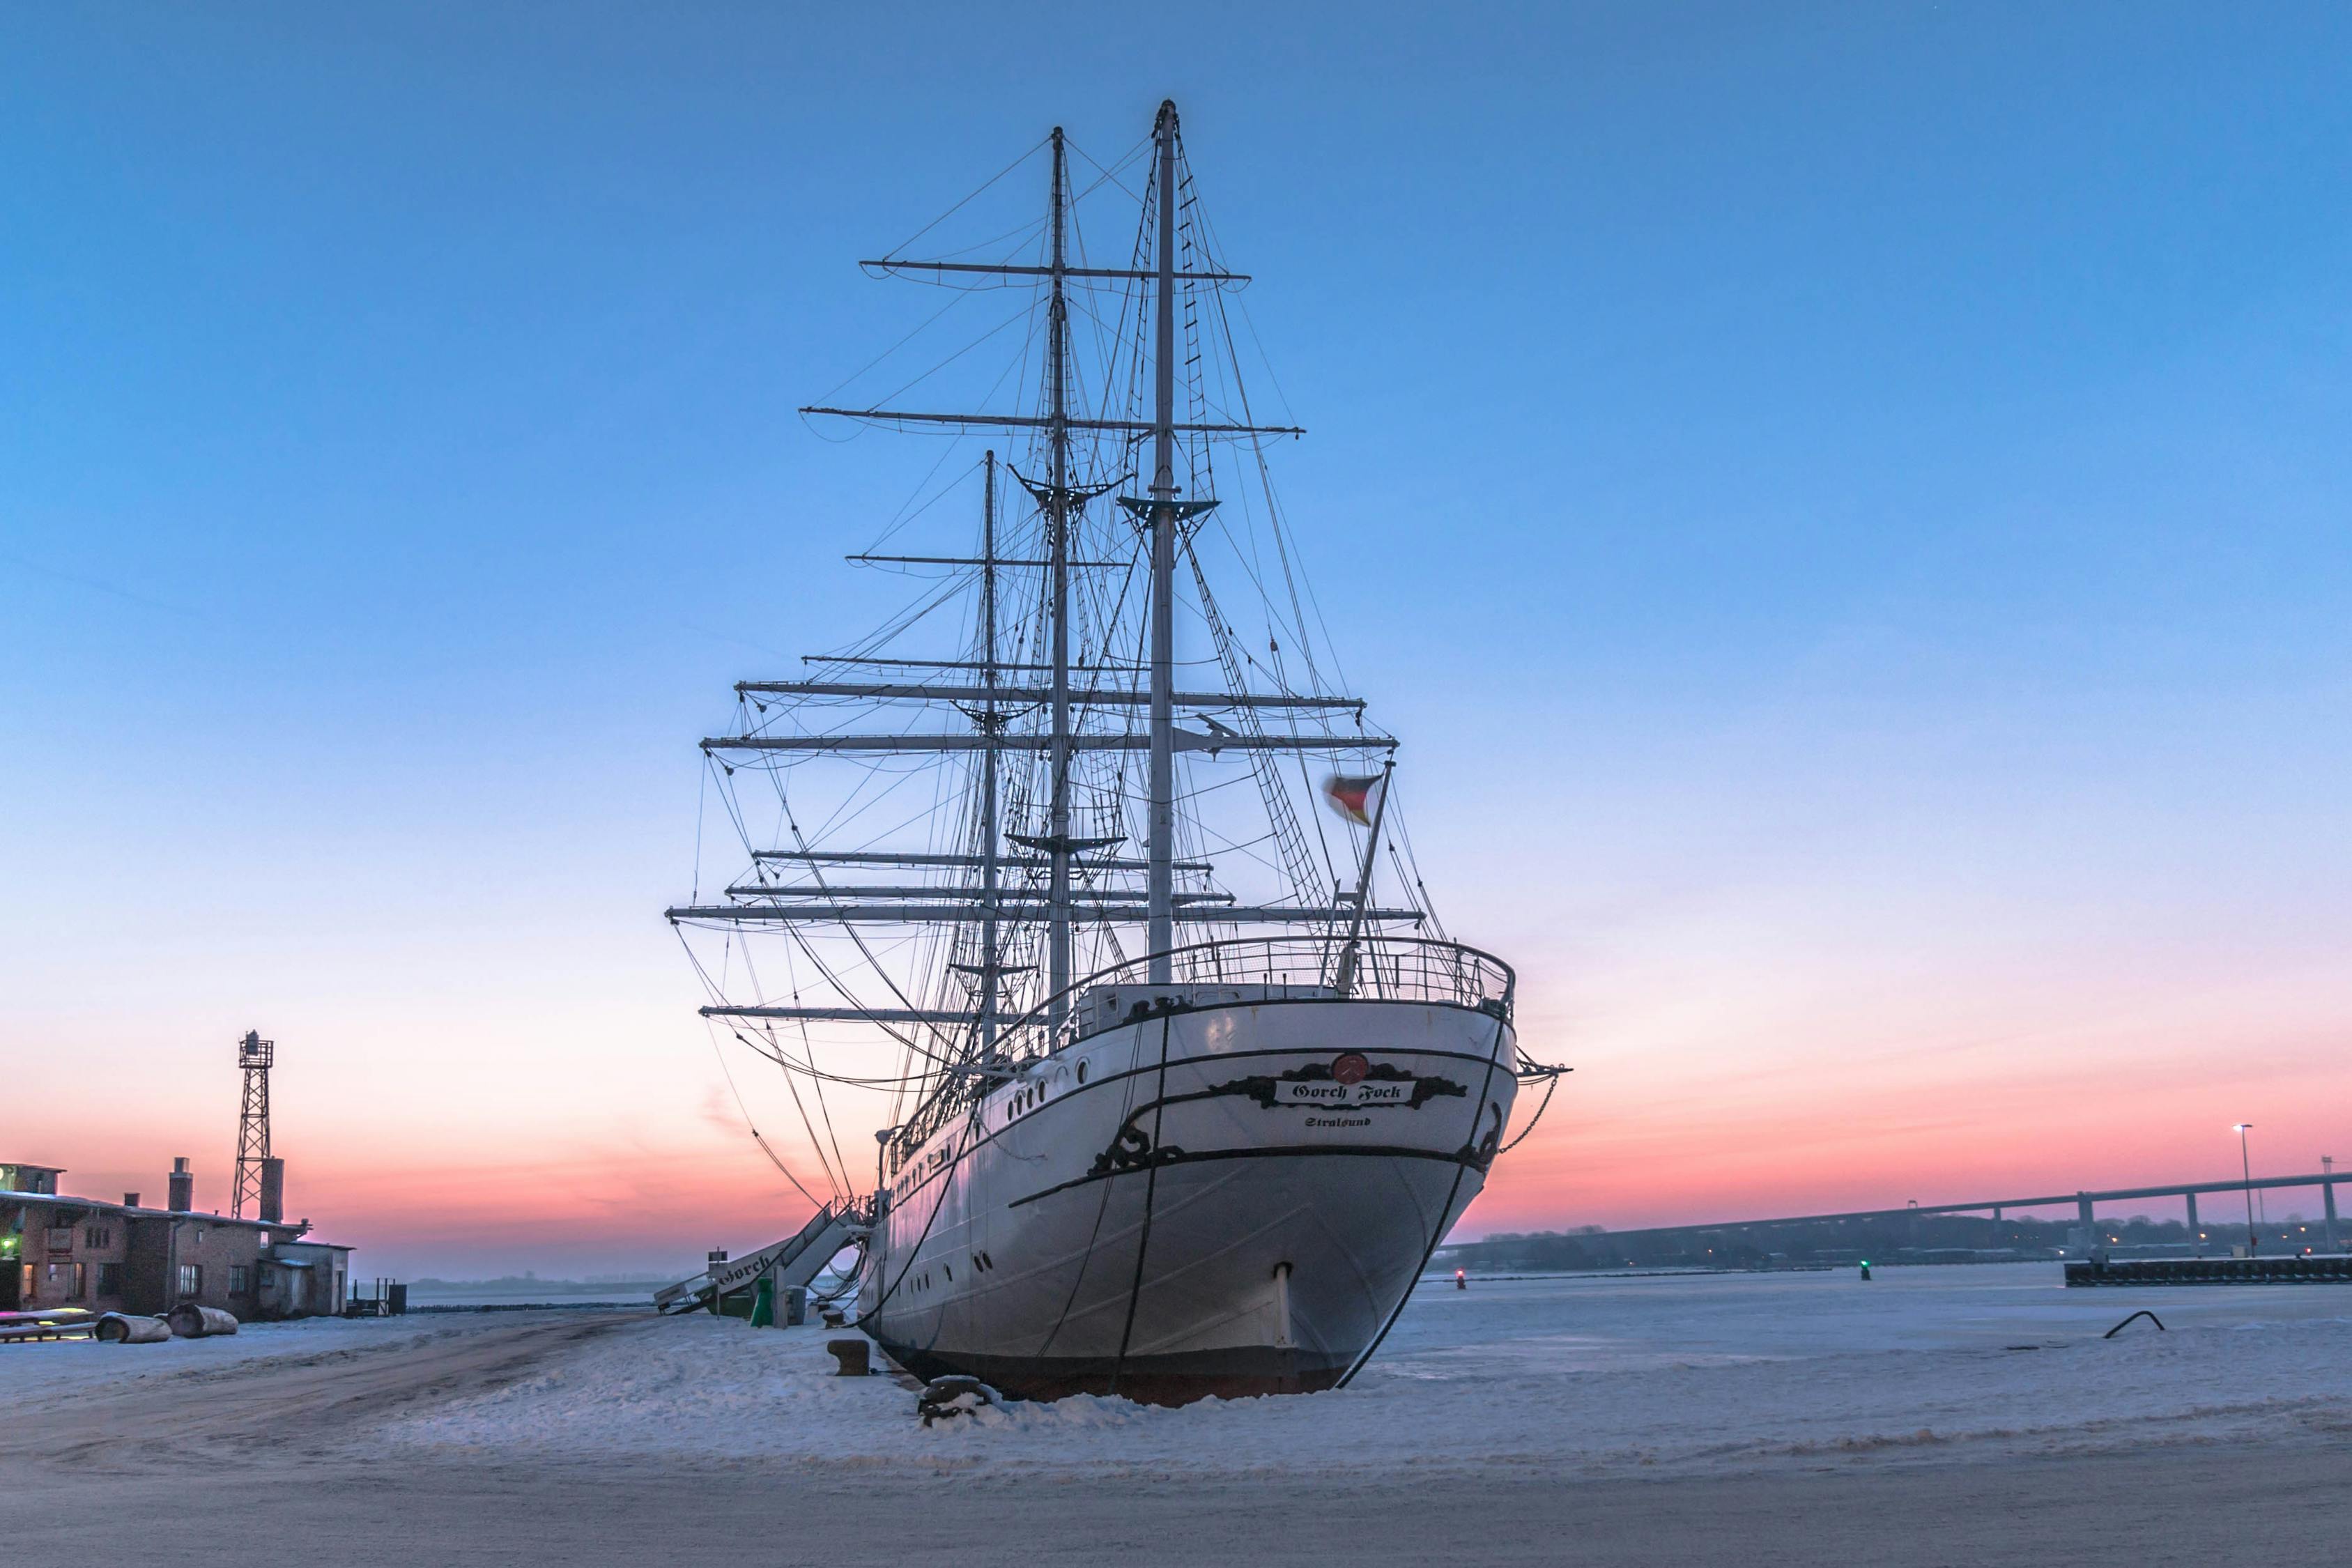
259, 1157, 284, 1224
168, 1158, 193, 1213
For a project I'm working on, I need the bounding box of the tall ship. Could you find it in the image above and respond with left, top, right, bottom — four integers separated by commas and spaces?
668, 102, 1562, 1404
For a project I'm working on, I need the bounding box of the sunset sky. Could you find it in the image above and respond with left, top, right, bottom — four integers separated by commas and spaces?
6, 3, 2350, 1278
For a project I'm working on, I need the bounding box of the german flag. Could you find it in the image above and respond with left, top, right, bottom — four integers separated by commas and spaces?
1322, 773, 1382, 827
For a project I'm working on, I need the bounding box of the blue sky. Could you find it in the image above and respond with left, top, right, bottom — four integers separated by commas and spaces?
6, 3, 2349, 1273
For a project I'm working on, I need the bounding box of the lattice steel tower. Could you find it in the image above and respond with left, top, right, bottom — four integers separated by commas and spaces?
231, 1030, 273, 1220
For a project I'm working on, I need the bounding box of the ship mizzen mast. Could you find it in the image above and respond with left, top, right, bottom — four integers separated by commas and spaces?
979, 448, 1002, 1054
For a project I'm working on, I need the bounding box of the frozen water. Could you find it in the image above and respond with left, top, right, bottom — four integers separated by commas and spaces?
384, 1263, 2352, 1477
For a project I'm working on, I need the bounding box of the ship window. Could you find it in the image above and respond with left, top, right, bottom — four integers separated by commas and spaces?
1077, 1061, 1088, 1084
944, 1265, 953, 1282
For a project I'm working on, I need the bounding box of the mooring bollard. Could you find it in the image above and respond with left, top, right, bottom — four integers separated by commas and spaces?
827, 1337, 871, 1377
917, 1375, 1001, 1427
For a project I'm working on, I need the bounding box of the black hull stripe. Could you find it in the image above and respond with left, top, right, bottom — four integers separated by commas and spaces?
1006, 1142, 1483, 1209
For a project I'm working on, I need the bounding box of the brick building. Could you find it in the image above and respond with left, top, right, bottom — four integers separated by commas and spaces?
1, 1158, 351, 1321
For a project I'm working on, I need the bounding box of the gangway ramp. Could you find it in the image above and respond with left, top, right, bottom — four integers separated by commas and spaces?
654, 1201, 861, 1316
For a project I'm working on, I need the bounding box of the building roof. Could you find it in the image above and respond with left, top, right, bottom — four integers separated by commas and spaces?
0, 1187, 305, 1237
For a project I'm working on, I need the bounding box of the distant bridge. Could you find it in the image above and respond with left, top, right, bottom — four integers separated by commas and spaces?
1556, 1169, 2346, 1255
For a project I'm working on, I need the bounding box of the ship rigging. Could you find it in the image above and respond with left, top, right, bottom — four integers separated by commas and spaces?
668, 101, 1560, 1401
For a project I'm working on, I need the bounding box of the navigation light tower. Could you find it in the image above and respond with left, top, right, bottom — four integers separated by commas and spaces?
232, 1031, 274, 1220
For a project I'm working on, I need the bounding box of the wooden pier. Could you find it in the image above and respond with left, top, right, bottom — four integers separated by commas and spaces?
2064, 1254, 2352, 1286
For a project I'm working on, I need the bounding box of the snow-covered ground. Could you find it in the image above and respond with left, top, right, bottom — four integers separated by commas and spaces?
1, 1312, 533, 1401
384, 1264, 2352, 1477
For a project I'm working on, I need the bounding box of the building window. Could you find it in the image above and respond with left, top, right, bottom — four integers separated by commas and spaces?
84, 1225, 112, 1249
43, 1262, 86, 1300
97, 1262, 123, 1296
178, 1263, 202, 1296
229, 1265, 251, 1293
44, 1226, 73, 1253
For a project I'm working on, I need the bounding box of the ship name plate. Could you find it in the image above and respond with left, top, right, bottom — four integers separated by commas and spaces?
1273, 1079, 1417, 1107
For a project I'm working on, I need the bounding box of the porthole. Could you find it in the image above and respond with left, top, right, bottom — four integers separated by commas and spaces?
1077, 1061, 1089, 1084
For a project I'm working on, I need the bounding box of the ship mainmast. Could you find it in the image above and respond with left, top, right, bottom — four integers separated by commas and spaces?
1145, 103, 1178, 982
1046, 125, 1075, 1030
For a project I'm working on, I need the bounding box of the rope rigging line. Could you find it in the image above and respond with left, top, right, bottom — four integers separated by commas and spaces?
695, 937, 849, 1198
873, 134, 1050, 264
704, 1019, 833, 1209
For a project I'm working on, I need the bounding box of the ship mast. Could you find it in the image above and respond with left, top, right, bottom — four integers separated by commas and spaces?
980, 448, 1001, 1054
1146, 102, 1178, 983
1046, 126, 1075, 1031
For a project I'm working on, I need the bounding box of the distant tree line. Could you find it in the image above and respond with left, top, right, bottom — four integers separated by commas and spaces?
1439, 1208, 2335, 1273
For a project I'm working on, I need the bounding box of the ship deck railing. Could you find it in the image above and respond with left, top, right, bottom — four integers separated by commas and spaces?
1015, 934, 1514, 1052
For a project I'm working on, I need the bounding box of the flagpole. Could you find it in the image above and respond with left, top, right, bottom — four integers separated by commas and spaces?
1330, 760, 1394, 997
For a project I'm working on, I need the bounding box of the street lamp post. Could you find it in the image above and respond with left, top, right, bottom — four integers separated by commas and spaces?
2234, 1123, 2257, 1258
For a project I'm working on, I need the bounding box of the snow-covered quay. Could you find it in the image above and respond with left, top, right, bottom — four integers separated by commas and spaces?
9, 1263, 2344, 1482
370, 1263, 2352, 1478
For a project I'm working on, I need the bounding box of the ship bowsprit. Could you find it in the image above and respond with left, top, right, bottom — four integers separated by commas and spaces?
860, 987, 1519, 1405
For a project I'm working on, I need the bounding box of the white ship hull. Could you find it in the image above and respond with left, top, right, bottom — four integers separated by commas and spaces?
860, 993, 1518, 1403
